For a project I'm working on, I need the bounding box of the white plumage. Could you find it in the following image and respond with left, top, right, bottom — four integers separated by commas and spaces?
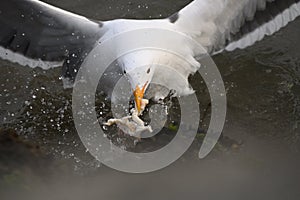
0, 0, 300, 97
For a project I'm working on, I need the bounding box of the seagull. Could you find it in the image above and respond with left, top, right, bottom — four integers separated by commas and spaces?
1, 0, 300, 114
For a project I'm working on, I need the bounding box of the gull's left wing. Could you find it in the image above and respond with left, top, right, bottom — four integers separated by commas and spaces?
166, 0, 300, 158
169, 0, 300, 54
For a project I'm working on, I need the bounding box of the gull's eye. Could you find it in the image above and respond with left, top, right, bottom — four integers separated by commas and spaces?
147, 68, 150, 74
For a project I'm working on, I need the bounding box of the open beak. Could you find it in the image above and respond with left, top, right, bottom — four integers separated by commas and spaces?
133, 82, 148, 114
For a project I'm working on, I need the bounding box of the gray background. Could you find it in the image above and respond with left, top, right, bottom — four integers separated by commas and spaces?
0, 0, 300, 199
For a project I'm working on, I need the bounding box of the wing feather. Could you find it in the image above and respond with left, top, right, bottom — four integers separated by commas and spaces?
0, 0, 106, 80
169, 0, 300, 54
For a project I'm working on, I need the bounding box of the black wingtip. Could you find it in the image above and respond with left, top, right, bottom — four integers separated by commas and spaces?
169, 12, 179, 23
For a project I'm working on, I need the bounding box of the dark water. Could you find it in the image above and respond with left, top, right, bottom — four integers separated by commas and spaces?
1, 0, 300, 199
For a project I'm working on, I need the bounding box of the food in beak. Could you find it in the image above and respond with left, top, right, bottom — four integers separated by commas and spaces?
104, 99, 152, 138
104, 82, 150, 138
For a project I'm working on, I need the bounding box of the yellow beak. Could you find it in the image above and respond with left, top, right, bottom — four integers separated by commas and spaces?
133, 82, 148, 113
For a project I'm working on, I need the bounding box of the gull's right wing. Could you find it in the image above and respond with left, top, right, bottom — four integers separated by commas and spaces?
0, 0, 106, 81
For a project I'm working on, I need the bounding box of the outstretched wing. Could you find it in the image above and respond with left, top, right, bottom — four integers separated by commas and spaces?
0, 0, 105, 81
169, 0, 300, 54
